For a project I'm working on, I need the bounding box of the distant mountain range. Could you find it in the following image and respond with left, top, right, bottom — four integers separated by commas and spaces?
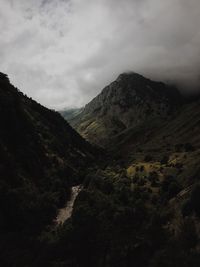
60, 107, 83, 121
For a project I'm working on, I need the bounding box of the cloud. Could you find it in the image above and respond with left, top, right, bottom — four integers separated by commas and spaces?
0, 0, 200, 109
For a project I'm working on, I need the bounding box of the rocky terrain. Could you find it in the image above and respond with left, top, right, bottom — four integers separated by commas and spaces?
55, 185, 82, 225
66, 72, 182, 146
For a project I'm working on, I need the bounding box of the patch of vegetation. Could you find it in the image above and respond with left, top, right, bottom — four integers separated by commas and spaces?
160, 155, 169, 165
182, 184, 200, 217
160, 175, 182, 202
144, 155, 153, 162
175, 143, 195, 153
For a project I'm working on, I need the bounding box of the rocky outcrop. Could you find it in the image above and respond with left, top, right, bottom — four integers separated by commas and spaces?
69, 72, 182, 147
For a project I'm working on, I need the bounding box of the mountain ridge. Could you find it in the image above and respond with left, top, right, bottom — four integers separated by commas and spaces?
65, 72, 182, 147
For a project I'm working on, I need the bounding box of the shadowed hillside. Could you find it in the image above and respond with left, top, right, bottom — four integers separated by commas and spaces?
0, 72, 97, 265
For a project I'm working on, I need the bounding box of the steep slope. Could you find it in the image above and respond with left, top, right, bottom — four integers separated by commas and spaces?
69, 72, 182, 146
114, 98, 200, 156
0, 72, 96, 240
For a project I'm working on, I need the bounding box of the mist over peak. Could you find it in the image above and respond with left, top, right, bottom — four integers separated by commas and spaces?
0, 0, 200, 109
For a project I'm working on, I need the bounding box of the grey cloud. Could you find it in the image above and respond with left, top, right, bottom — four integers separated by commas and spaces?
0, 0, 200, 109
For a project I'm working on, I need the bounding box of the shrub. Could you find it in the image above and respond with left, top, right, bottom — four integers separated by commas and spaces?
161, 176, 182, 201
178, 218, 198, 250
135, 166, 139, 172
160, 155, 169, 165
149, 172, 159, 187
138, 178, 146, 186
151, 195, 158, 205
184, 143, 194, 152
144, 155, 153, 162
181, 200, 192, 217
167, 182, 182, 198
175, 143, 183, 152
161, 175, 174, 192
174, 162, 183, 169
140, 165, 145, 172
190, 184, 200, 216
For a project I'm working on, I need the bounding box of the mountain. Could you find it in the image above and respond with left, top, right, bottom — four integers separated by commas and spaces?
60, 107, 83, 121
2, 71, 200, 267
0, 72, 98, 264
64, 71, 200, 187
64, 73, 200, 180
68, 72, 182, 147
56, 72, 200, 267
113, 96, 200, 160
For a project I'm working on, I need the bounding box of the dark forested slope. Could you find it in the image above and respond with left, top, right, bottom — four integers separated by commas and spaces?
0, 72, 97, 265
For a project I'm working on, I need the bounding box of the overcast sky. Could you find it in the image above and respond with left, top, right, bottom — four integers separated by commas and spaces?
0, 0, 200, 109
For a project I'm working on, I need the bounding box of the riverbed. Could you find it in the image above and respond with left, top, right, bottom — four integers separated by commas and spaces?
55, 185, 82, 225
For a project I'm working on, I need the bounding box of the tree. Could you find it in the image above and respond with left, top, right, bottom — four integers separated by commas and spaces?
190, 184, 200, 217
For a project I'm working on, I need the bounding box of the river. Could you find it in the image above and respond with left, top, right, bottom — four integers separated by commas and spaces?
55, 185, 82, 225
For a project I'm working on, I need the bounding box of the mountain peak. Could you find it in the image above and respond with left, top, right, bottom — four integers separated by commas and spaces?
67, 73, 182, 147
116, 72, 145, 81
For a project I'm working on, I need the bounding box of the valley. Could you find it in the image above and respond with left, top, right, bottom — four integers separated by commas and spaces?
1, 72, 200, 266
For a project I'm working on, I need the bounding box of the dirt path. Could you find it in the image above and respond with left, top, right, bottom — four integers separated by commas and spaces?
55, 185, 82, 225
